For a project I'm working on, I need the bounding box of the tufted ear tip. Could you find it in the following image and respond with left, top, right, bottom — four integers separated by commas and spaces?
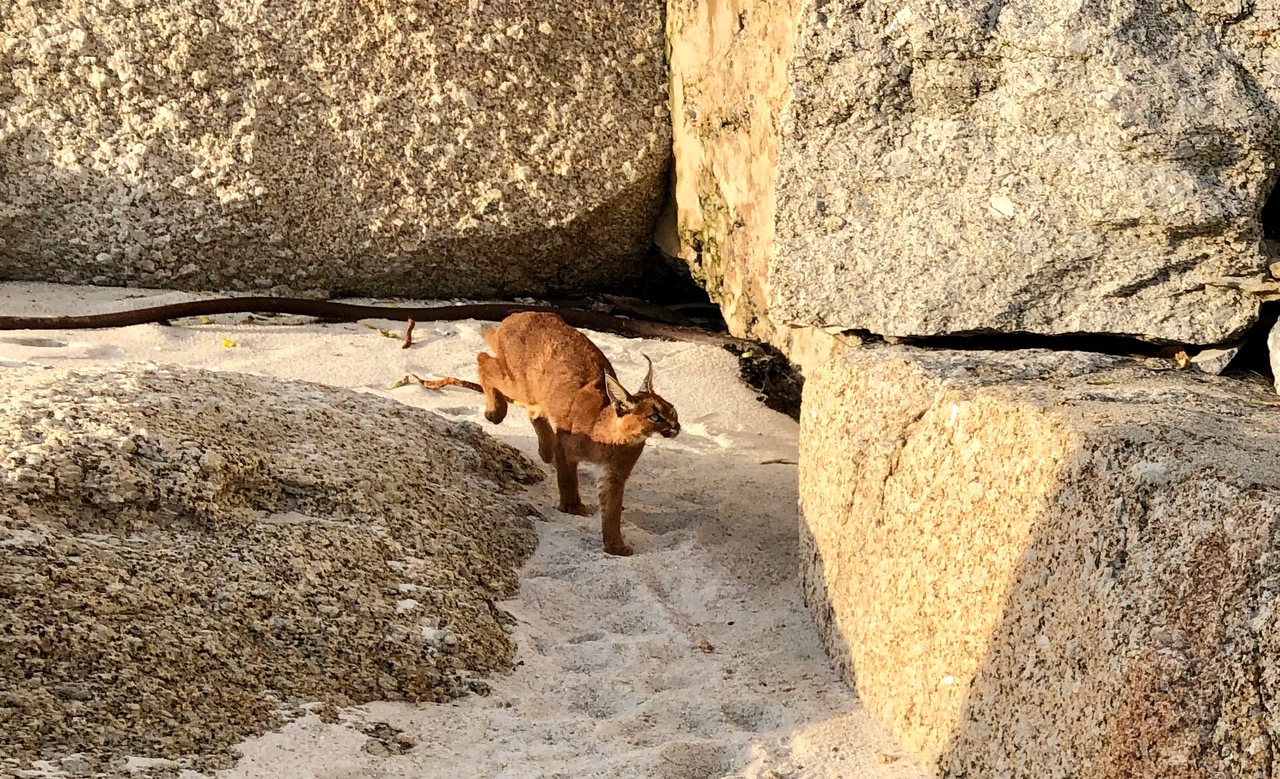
638, 354, 654, 395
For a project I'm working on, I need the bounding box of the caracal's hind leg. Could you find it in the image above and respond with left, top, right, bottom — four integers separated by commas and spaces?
552, 432, 591, 516
530, 414, 555, 464
476, 352, 511, 424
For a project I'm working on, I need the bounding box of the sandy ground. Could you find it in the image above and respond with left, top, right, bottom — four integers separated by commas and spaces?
0, 282, 926, 779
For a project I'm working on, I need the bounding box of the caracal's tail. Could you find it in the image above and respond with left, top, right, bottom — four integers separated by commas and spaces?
417, 375, 483, 393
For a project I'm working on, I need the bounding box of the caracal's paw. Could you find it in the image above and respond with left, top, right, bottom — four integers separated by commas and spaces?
558, 501, 593, 517
603, 541, 635, 557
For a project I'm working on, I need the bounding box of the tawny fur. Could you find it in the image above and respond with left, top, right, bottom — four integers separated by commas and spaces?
437, 311, 680, 556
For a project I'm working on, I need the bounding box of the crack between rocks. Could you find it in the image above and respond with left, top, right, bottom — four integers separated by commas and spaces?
844, 328, 1180, 358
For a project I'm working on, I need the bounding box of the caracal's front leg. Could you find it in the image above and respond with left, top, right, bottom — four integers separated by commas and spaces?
598, 446, 643, 557
552, 432, 591, 516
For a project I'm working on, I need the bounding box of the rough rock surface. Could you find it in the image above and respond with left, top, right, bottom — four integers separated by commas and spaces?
800, 345, 1280, 777
669, 0, 1279, 350
0, 364, 543, 773
0, 1, 669, 298
667, 0, 830, 364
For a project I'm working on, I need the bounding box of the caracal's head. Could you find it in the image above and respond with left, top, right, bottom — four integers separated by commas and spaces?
603, 355, 681, 442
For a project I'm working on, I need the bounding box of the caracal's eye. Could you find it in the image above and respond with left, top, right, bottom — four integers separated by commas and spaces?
649, 413, 663, 423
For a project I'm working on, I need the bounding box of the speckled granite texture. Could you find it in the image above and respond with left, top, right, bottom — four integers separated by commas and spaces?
669, 0, 1280, 348
0, 1, 671, 297
801, 346, 1280, 777
0, 364, 543, 773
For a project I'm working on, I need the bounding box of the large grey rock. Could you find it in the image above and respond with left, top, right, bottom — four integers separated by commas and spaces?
0, 364, 542, 772
670, 0, 1279, 353
0, 1, 670, 298
801, 345, 1280, 777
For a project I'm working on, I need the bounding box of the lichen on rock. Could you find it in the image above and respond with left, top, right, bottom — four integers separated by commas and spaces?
669, 0, 1280, 354
0, 364, 543, 773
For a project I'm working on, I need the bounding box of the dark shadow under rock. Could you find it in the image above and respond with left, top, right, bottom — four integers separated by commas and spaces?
722, 342, 805, 421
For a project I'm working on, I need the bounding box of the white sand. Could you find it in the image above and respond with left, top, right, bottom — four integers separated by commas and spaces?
0, 282, 926, 779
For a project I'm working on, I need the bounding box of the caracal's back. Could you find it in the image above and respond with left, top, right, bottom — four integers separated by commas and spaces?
484, 311, 616, 428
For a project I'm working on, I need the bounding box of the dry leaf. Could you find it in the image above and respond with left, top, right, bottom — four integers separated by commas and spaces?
1173, 350, 1192, 370
221, 338, 237, 348
697, 638, 714, 653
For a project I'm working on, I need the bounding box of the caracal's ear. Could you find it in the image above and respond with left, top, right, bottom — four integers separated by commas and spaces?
604, 372, 635, 414
638, 354, 654, 395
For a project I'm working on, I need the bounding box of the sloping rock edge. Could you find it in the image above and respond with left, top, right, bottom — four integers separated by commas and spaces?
0, 363, 544, 773
799, 346, 1280, 777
